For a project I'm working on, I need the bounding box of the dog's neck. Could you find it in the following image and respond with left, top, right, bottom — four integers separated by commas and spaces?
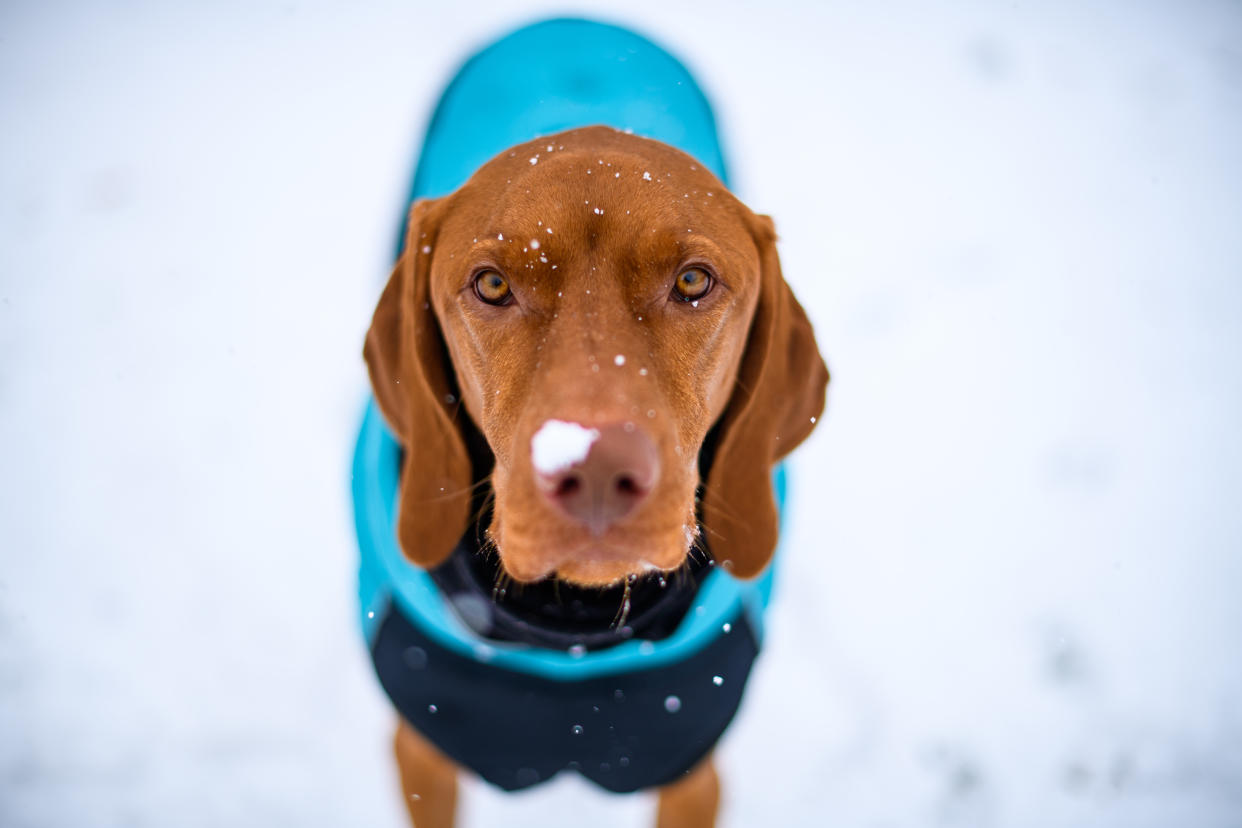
428, 515, 712, 652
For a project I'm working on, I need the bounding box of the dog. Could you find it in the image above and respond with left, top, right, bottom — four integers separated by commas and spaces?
362, 123, 827, 827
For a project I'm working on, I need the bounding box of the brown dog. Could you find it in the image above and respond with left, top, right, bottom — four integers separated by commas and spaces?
365, 125, 827, 827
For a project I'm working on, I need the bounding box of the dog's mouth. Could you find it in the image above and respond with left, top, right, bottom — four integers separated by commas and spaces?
429, 517, 712, 651
489, 528, 698, 586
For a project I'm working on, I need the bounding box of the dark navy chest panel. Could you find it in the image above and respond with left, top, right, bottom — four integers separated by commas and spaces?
370, 598, 759, 793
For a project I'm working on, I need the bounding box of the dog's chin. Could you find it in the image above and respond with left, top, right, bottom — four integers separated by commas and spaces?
493, 525, 695, 587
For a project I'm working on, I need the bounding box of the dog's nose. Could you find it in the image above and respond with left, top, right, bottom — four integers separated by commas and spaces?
533, 422, 659, 535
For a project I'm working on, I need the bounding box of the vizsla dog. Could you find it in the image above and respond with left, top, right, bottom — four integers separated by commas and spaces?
364, 125, 827, 827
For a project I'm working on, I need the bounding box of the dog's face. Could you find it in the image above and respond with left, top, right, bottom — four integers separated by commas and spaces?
366, 127, 827, 587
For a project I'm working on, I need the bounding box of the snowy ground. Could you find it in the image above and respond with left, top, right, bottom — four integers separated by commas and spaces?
3, 1, 1241, 826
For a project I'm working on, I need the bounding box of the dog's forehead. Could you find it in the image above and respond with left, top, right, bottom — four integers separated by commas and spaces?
480, 126, 720, 187
442, 128, 744, 242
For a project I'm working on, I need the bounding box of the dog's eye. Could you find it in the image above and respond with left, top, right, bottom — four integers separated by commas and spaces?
473, 270, 512, 305
673, 268, 713, 302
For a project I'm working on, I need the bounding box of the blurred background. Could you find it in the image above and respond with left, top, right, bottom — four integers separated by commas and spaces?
2, 1, 1241, 826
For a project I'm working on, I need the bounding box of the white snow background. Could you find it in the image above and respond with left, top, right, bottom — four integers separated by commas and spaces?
2, 1, 1241, 826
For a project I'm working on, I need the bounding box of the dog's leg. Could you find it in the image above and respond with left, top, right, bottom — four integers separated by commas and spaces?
393, 718, 458, 828
655, 755, 719, 828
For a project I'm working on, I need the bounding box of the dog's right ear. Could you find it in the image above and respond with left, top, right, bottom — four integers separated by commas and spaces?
364, 197, 472, 569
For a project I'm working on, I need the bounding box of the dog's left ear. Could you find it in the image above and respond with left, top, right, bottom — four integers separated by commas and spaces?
701, 212, 829, 579
364, 197, 472, 569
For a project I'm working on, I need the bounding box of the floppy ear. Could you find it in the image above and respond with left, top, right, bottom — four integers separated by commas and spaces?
700, 213, 829, 579
364, 197, 472, 569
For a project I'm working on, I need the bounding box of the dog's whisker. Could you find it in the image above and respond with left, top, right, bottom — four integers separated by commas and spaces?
491, 568, 512, 603
685, 532, 709, 564
477, 533, 499, 562
421, 477, 492, 505
470, 483, 496, 528
696, 487, 748, 529
673, 555, 694, 584
612, 575, 634, 629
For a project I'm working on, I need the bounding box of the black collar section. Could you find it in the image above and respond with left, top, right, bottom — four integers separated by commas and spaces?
428, 522, 712, 653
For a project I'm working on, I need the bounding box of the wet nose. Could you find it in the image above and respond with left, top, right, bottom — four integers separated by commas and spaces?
533, 422, 659, 535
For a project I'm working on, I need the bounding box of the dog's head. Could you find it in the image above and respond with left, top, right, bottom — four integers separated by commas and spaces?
365, 127, 827, 586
